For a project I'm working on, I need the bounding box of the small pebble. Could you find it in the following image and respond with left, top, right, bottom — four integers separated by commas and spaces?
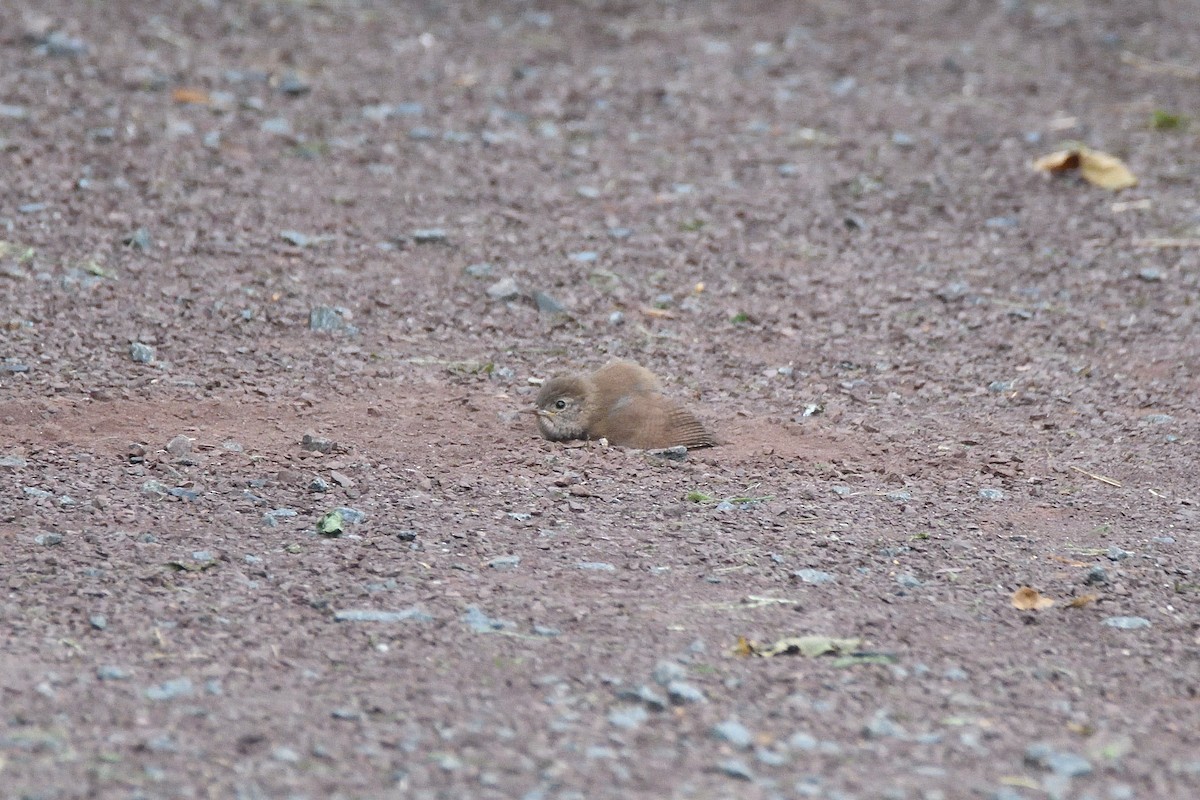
487, 277, 521, 301
97, 666, 130, 681
716, 759, 754, 781
461, 605, 515, 632
577, 561, 616, 571
412, 228, 448, 244
129, 342, 155, 363
979, 488, 1006, 501
260, 117, 292, 135
1024, 743, 1093, 777
272, 746, 302, 763
607, 705, 649, 730
533, 290, 565, 313
308, 306, 355, 333
793, 569, 835, 584
652, 661, 687, 686
145, 678, 194, 701
711, 719, 754, 750
333, 607, 433, 623
666, 680, 706, 704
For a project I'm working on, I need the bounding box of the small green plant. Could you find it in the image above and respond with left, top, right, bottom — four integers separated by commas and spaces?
1150, 109, 1187, 130
730, 312, 751, 324
685, 484, 774, 506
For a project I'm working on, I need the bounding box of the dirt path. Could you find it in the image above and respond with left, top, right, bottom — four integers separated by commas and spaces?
2, 2, 1198, 798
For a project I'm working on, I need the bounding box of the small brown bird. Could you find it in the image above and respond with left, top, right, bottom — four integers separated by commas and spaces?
534, 360, 716, 449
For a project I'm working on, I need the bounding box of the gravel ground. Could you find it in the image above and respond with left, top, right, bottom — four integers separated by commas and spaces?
2, 2, 1198, 798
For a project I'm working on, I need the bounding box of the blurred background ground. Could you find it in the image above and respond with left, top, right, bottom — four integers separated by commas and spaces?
1, 1, 1198, 798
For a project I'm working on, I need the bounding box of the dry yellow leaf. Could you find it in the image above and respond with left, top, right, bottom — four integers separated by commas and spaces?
1067, 594, 1098, 609
1032, 146, 1137, 190
1011, 586, 1055, 611
737, 634, 862, 658
1032, 149, 1081, 173
171, 87, 210, 105
732, 636, 755, 657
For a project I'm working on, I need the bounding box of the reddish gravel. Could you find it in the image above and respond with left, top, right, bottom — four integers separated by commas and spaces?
2, 2, 1199, 798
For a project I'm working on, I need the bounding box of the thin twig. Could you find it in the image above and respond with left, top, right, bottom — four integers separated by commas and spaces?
1133, 237, 1200, 249
1069, 465, 1122, 487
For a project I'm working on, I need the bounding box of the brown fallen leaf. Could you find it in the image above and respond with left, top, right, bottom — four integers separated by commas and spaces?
1011, 586, 1055, 611
1067, 594, 1098, 609
171, 87, 211, 105
1032, 146, 1137, 190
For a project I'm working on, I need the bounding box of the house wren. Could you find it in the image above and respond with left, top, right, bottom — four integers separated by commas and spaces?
534, 360, 716, 450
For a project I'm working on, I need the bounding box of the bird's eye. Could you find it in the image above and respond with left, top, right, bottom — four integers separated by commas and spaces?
554, 399, 567, 410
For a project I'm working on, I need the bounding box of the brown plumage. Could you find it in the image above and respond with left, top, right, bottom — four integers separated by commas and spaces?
534, 360, 716, 450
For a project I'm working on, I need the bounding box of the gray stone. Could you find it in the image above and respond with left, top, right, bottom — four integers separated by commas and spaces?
412, 228, 448, 244
577, 561, 616, 571
461, 605, 516, 632
652, 660, 687, 686
129, 342, 155, 363
334, 506, 366, 523
863, 709, 907, 739
533, 290, 565, 313
272, 746, 302, 763
0, 455, 28, 469
309, 306, 355, 333
334, 607, 433, 624
1102, 616, 1150, 630
488, 555, 521, 570
712, 719, 754, 749
793, 569, 835, 584
716, 759, 754, 781
260, 117, 292, 135
145, 678, 194, 701
301, 434, 334, 453
608, 705, 648, 730
1024, 743, 1093, 777
487, 277, 521, 301
978, 488, 1006, 501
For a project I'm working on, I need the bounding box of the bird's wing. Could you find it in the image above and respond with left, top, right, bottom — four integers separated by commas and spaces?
592, 393, 716, 449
